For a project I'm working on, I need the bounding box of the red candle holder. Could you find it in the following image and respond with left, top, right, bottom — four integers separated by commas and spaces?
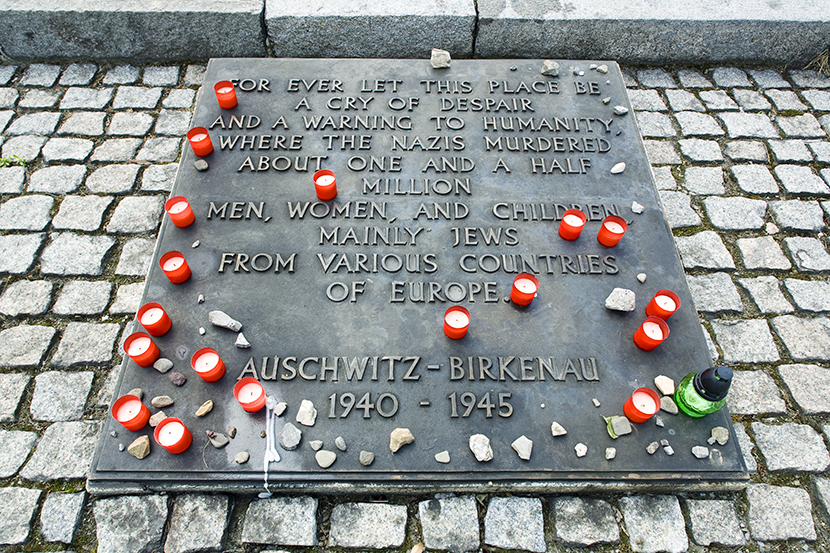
510, 273, 539, 306
313, 169, 337, 201
558, 209, 587, 241
123, 332, 160, 367
597, 215, 627, 247
444, 306, 470, 340
187, 127, 213, 157
191, 347, 226, 383
164, 196, 195, 228
645, 289, 681, 320
214, 80, 238, 109
159, 251, 191, 284
154, 417, 193, 454
137, 302, 172, 337
234, 377, 266, 413
623, 387, 661, 423
111, 394, 150, 431
633, 316, 670, 351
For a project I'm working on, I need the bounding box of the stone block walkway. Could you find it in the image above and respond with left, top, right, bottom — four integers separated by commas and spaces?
0, 61, 829, 552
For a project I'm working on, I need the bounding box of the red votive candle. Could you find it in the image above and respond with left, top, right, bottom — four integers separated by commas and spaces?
165, 196, 195, 228
510, 273, 539, 306
234, 377, 266, 412
111, 394, 151, 431
444, 306, 470, 340
633, 316, 670, 351
214, 80, 238, 109
313, 169, 337, 201
597, 215, 627, 247
558, 209, 587, 241
191, 347, 225, 383
124, 332, 160, 367
623, 387, 661, 423
645, 289, 681, 320
137, 302, 172, 337
154, 417, 192, 454
187, 127, 213, 157
159, 251, 191, 284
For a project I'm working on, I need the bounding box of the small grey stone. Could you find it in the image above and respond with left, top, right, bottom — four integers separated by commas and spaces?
41, 233, 116, 276
275, 402, 287, 416
128, 435, 151, 459
431, 48, 451, 68
550, 421, 567, 436
655, 416, 664, 427
40, 491, 85, 544
646, 441, 660, 454
359, 450, 375, 466
226, 427, 236, 438
784, 237, 830, 272
296, 399, 317, 427
91, 138, 142, 161
511, 435, 533, 460
103, 65, 140, 85
726, 370, 788, 415
95, 495, 167, 553
609, 416, 632, 436
234, 451, 249, 464
154, 358, 173, 373
21, 420, 102, 481
235, 332, 251, 348
619, 495, 688, 553
692, 446, 709, 459
315, 450, 336, 468
574, 443, 588, 457
169, 372, 187, 386
654, 375, 675, 395
663, 444, 675, 455
198, 327, 206, 335
208, 431, 229, 449
613, 105, 629, 115
141, 163, 178, 192
0, 487, 42, 544
753, 422, 830, 472
53, 280, 112, 315
60, 63, 97, 86
736, 236, 791, 270
106, 196, 164, 233
592, 398, 601, 407
687, 273, 743, 313
148, 411, 167, 428
115, 237, 155, 276
280, 423, 302, 451
484, 497, 545, 552
747, 484, 816, 541
52, 322, 120, 367
711, 426, 729, 446
52, 195, 114, 231
30, 371, 94, 421
540, 60, 559, 76
334, 436, 347, 451
0, 279, 52, 316
309, 440, 323, 451
419, 495, 479, 552
194, 159, 209, 171
164, 494, 228, 553
604, 287, 635, 311
195, 400, 213, 417
434, 450, 450, 463
151, 396, 173, 408
676, 231, 735, 269
29, 164, 86, 193
209, 310, 242, 331
660, 396, 679, 415
605, 447, 616, 460
469, 433, 493, 461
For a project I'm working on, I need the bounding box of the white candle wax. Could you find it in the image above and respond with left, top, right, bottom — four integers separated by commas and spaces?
128, 336, 151, 356
563, 214, 584, 227
445, 311, 470, 329
514, 278, 537, 294
140, 307, 164, 326
316, 175, 335, 186
632, 391, 657, 413
217, 86, 233, 95
239, 382, 263, 403
163, 257, 184, 272
168, 201, 188, 214
642, 321, 663, 341
655, 295, 676, 312
194, 351, 220, 373
116, 399, 142, 421
158, 421, 185, 446
190, 133, 207, 142
604, 221, 625, 234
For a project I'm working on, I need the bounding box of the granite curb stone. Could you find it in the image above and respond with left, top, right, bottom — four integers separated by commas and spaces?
94, 495, 168, 553
164, 494, 230, 553
329, 502, 407, 548
419, 495, 480, 552
241, 496, 317, 546
483, 496, 545, 553
619, 495, 688, 553
746, 484, 816, 541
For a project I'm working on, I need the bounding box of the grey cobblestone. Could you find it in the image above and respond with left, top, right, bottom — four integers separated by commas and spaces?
108, 112, 155, 136
91, 138, 142, 161
19, 90, 60, 109
484, 497, 545, 553
30, 371, 94, 421
809, 140, 830, 163
699, 89, 739, 111
0, 233, 44, 274
0, 166, 25, 193
184, 65, 206, 86
113, 86, 163, 110
0, 110, 12, 134
165, 494, 229, 553
686, 272, 743, 312
684, 166, 724, 194
636, 69, 675, 88
718, 112, 779, 138
85, 164, 140, 194
419, 495, 480, 552
710, 319, 780, 363
51, 322, 120, 367
643, 140, 680, 164
777, 113, 826, 138
619, 495, 688, 553
241, 496, 317, 547
726, 370, 787, 415
20, 64, 60, 87
155, 109, 191, 135
675, 231, 735, 269
627, 89, 667, 111
686, 499, 745, 547
40, 491, 85, 544
664, 89, 704, 112
143, 66, 180, 87
5, 112, 61, 135
102, 65, 140, 85
784, 279, 830, 312
775, 165, 830, 195
329, 502, 406, 548
59, 63, 97, 86
106, 196, 164, 234
110, 282, 145, 315
53, 280, 112, 315
678, 138, 723, 161
746, 484, 816, 542
2, 135, 47, 161
0, 430, 38, 478
737, 276, 794, 313
730, 164, 778, 194
57, 111, 106, 136
733, 423, 758, 472
0, 373, 30, 422
95, 495, 167, 553
0, 487, 41, 545
0, 325, 55, 368
115, 237, 155, 276
703, 196, 766, 229
783, 236, 830, 272
771, 315, 830, 361
748, 69, 790, 89
635, 112, 675, 137
768, 139, 813, 163
674, 111, 724, 137
136, 137, 181, 162
0, 195, 54, 230
657, 190, 700, 228
163, 89, 196, 109
651, 166, 677, 189
0, 280, 53, 316
711, 67, 751, 88
736, 236, 792, 270
676, 69, 711, 88
551, 496, 619, 547
21, 420, 102, 481
60, 87, 113, 110
733, 89, 772, 111
802, 89, 830, 111
41, 137, 94, 162
765, 89, 807, 110
0, 66, 17, 86
40, 233, 116, 276
779, 364, 830, 414
141, 163, 178, 192
52, 195, 113, 231
28, 164, 86, 194
752, 422, 830, 471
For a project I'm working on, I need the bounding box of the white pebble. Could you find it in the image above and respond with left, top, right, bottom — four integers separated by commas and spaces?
613, 105, 629, 115
631, 201, 644, 214
574, 443, 588, 457
637, 273, 647, 283
611, 162, 626, 174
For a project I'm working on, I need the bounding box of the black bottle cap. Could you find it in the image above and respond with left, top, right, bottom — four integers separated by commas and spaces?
693, 366, 733, 402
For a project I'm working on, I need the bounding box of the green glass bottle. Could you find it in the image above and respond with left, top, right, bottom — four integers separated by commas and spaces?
674, 366, 733, 417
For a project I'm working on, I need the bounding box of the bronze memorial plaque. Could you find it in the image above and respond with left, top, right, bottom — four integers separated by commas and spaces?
90, 58, 748, 493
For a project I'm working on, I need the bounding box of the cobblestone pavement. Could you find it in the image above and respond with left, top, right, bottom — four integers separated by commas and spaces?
0, 62, 828, 552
